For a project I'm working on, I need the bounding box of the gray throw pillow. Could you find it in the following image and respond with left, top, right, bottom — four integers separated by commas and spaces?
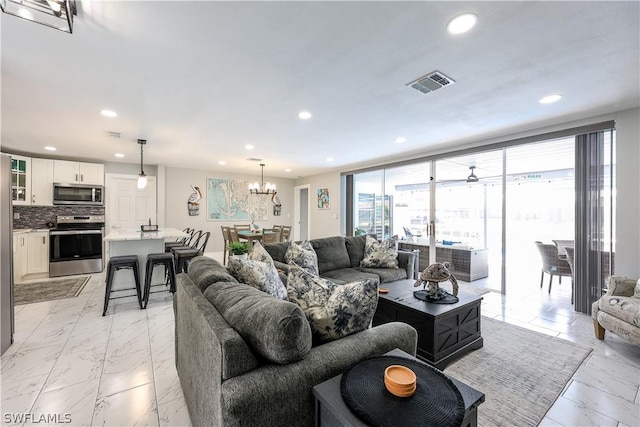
285, 240, 319, 276
228, 256, 286, 300
286, 266, 379, 343
204, 282, 312, 364
360, 235, 399, 269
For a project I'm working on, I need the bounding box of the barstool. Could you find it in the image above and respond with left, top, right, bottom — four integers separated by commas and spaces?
143, 252, 177, 308
172, 231, 210, 273
103, 255, 142, 316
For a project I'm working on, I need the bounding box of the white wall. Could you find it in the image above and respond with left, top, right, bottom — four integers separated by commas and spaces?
163, 166, 296, 255
294, 171, 342, 239
296, 108, 640, 277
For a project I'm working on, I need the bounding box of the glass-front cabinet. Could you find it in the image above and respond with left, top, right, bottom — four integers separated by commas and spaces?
11, 155, 31, 205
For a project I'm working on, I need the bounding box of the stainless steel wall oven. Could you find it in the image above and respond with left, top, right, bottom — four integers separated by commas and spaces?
50, 215, 104, 277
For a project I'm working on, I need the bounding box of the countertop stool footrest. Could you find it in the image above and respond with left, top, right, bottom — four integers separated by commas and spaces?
144, 252, 177, 308
103, 255, 142, 316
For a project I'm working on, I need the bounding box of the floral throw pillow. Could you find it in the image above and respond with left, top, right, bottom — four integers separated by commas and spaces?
249, 242, 287, 299
634, 279, 640, 299
360, 235, 399, 268
285, 240, 319, 276
286, 266, 379, 343
228, 256, 286, 300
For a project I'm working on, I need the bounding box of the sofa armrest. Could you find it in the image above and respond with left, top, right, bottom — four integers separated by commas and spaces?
220, 322, 417, 426
605, 276, 637, 297
398, 249, 419, 280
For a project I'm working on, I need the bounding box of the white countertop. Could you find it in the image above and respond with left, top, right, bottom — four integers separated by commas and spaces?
104, 227, 189, 242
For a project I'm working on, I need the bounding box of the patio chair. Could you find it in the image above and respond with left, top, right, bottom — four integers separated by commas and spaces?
535, 241, 573, 294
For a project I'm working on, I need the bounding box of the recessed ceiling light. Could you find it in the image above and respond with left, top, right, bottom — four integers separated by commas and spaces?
114, 153, 125, 158
447, 13, 478, 34
244, 144, 255, 150
219, 161, 226, 165
100, 109, 117, 118
44, 146, 56, 151
298, 111, 312, 120
285, 168, 291, 173
326, 157, 334, 162
539, 94, 562, 104
395, 137, 407, 144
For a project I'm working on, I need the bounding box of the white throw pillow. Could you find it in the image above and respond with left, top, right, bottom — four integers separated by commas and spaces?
228, 255, 286, 300
360, 235, 399, 269
634, 278, 640, 299
285, 240, 319, 276
286, 266, 379, 343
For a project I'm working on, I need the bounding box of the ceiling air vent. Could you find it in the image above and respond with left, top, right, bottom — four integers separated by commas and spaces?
246, 157, 263, 162
106, 131, 122, 139
407, 71, 455, 94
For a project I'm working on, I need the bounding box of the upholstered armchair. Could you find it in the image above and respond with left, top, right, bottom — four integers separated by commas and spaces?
592, 276, 640, 345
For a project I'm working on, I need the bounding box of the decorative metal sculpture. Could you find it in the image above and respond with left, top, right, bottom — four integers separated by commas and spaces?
413, 262, 459, 304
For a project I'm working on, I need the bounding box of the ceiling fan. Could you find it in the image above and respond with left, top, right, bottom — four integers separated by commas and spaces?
438, 165, 481, 184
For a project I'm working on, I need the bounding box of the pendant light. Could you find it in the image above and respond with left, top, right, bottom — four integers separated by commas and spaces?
137, 139, 147, 189
248, 163, 276, 195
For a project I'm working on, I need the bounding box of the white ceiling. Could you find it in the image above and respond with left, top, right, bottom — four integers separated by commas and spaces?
1, 1, 638, 179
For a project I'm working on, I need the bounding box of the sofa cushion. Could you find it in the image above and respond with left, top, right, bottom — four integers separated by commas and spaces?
310, 236, 350, 274
286, 267, 379, 344
345, 235, 368, 268
360, 235, 399, 269
356, 266, 407, 283
187, 256, 237, 292
285, 240, 319, 276
598, 295, 640, 327
321, 268, 380, 286
228, 257, 286, 300
249, 242, 287, 299
263, 241, 290, 264
204, 281, 312, 364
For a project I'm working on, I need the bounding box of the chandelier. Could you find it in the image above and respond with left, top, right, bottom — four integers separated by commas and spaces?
249, 164, 276, 195
1, 0, 77, 33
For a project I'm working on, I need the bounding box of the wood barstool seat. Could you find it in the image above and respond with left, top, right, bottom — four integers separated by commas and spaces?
103, 255, 142, 316
143, 252, 177, 308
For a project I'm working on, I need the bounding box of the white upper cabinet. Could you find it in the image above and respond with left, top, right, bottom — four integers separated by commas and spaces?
53, 160, 104, 185
11, 155, 31, 205
31, 158, 54, 206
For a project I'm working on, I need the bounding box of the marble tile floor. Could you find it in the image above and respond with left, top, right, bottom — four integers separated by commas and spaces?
1, 254, 638, 426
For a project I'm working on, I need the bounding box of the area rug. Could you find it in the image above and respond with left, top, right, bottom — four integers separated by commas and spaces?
444, 316, 592, 427
458, 282, 494, 296
14, 276, 90, 305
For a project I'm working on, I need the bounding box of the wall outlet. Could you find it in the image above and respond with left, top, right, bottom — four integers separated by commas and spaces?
13, 212, 19, 220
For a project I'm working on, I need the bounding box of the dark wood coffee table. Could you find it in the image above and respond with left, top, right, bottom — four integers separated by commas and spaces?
313, 348, 485, 427
373, 279, 483, 369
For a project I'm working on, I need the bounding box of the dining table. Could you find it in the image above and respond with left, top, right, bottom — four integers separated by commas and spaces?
237, 229, 275, 243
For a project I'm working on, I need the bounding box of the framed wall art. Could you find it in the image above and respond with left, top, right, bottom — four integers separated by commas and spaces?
317, 187, 330, 209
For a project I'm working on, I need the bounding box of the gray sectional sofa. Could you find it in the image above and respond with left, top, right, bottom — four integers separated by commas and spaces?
174, 256, 418, 427
264, 234, 420, 284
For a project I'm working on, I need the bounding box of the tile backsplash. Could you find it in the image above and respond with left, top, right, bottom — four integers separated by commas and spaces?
13, 206, 106, 229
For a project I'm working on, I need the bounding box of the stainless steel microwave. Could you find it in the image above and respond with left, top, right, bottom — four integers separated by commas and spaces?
53, 183, 104, 206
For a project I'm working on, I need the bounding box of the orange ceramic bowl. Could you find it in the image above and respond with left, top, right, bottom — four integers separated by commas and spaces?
384, 378, 417, 397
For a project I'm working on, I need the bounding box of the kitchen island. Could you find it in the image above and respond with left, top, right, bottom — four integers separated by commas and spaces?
104, 228, 189, 289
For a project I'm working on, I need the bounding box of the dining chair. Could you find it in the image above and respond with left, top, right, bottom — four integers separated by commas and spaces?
280, 226, 292, 242
234, 224, 251, 231
535, 241, 572, 294
221, 226, 232, 265
261, 229, 281, 245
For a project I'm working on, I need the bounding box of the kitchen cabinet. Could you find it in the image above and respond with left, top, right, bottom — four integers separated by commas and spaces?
10, 155, 31, 205
53, 160, 104, 185
13, 230, 49, 282
31, 158, 54, 206
12, 233, 28, 283
26, 231, 49, 276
